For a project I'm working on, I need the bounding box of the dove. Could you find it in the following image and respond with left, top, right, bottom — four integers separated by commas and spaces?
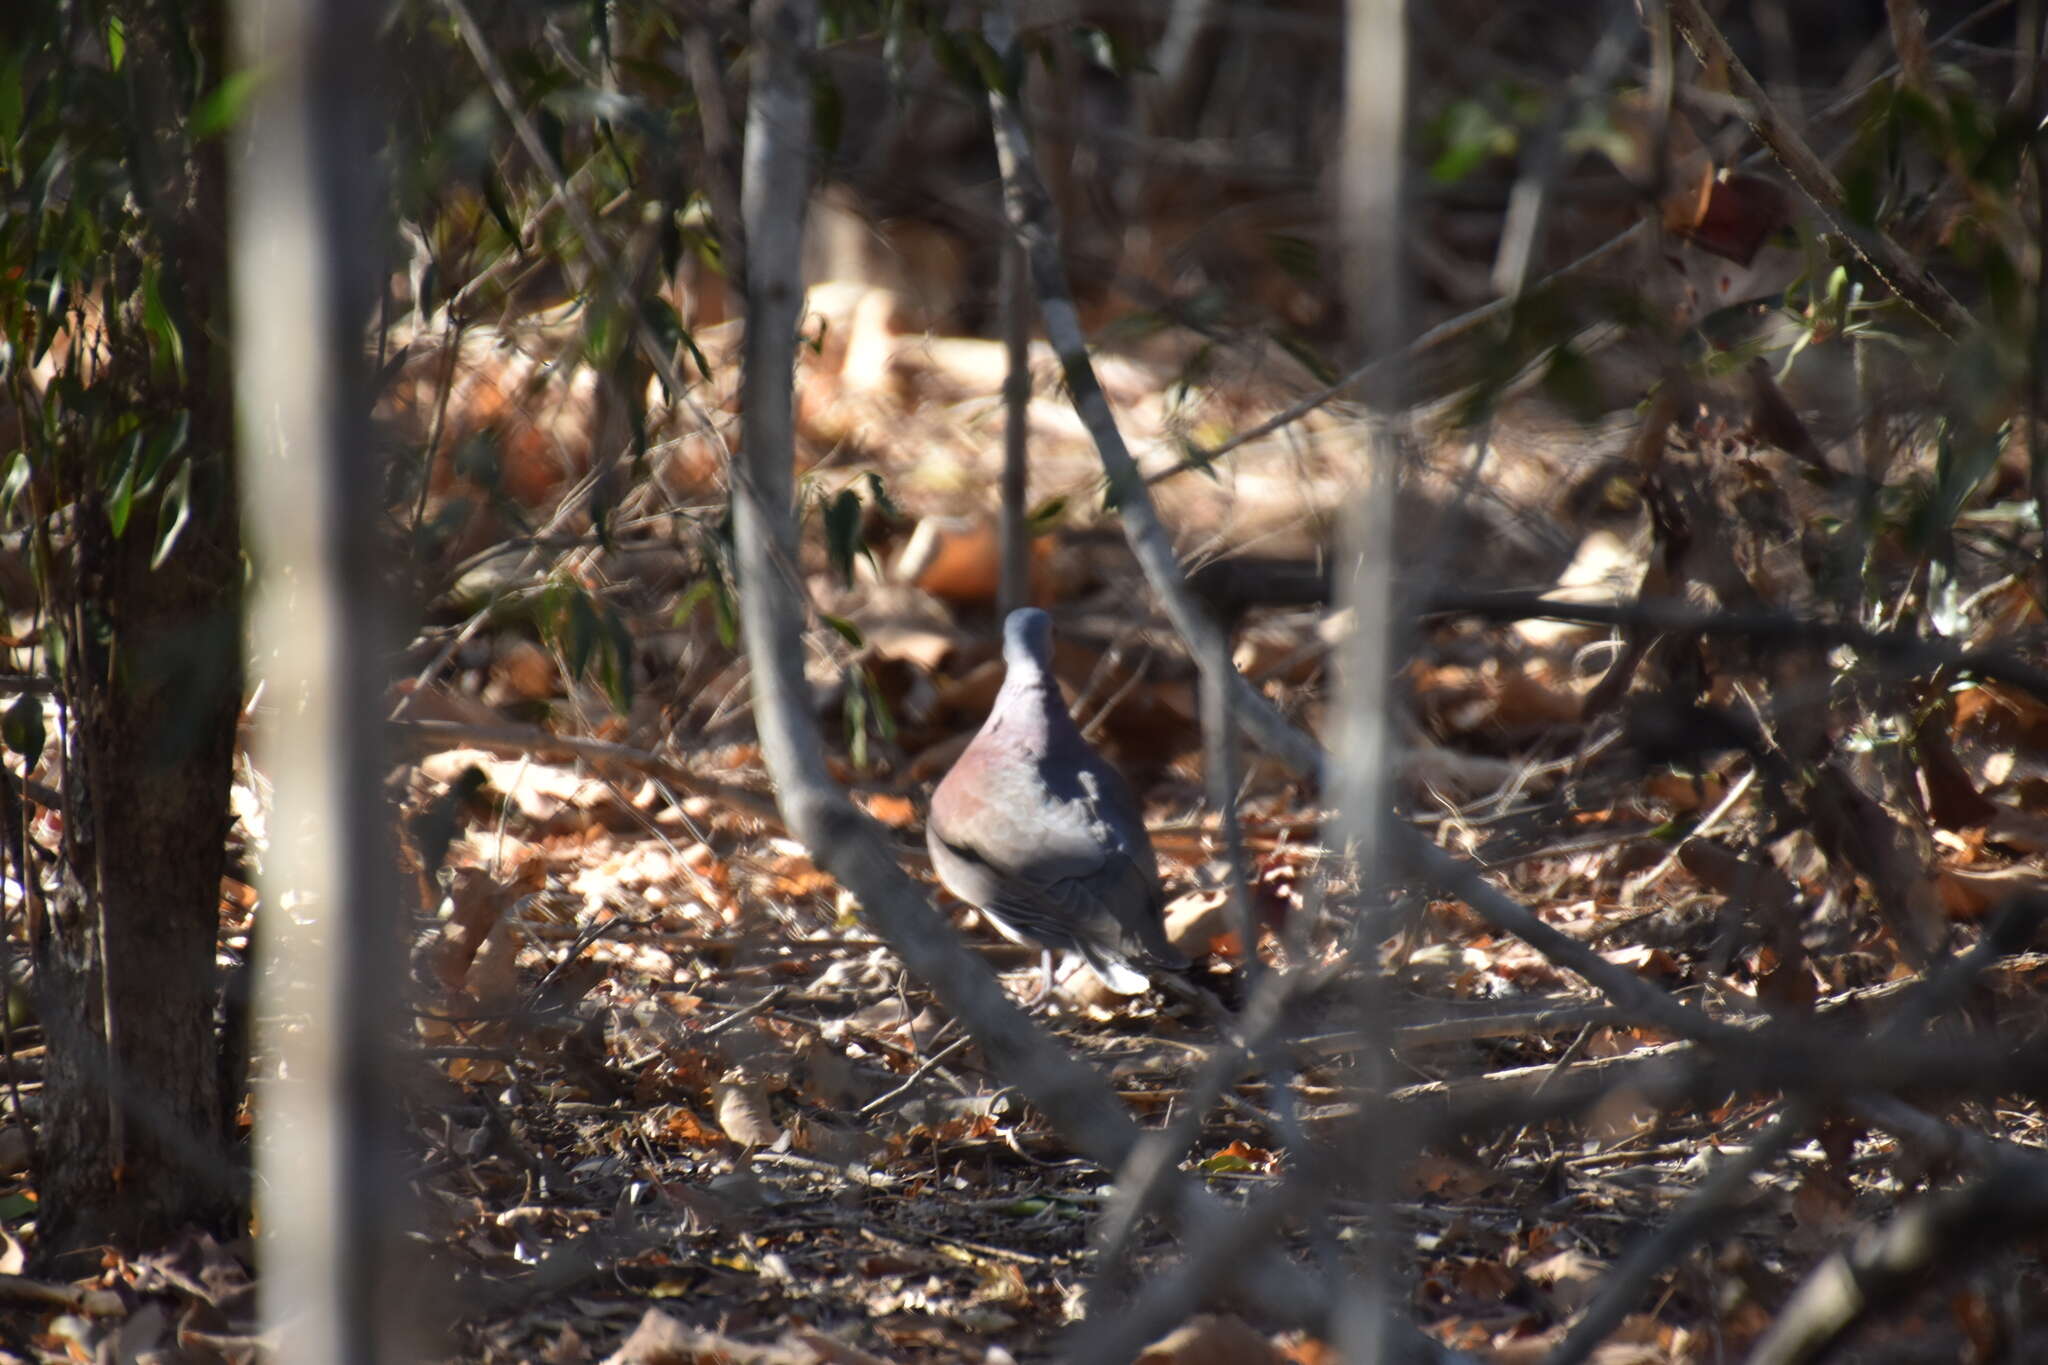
926, 608, 1188, 997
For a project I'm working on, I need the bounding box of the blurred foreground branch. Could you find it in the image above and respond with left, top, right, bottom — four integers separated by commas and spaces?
234, 0, 413, 1356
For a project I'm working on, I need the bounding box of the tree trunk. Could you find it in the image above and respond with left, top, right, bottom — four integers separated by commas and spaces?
36, 494, 243, 1259
30, 0, 243, 1263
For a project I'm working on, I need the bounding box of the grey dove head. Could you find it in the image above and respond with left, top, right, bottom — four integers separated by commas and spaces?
1003, 607, 1054, 673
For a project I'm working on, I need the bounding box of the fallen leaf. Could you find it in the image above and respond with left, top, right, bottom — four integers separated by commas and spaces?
1137, 1314, 1286, 1365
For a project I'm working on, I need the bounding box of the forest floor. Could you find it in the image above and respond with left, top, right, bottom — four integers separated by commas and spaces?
9, 264, 2048, 1365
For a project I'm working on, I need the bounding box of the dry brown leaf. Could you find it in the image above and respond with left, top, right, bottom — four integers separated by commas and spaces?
1951, 1288, 2000, 1360
1523, 1248, 1607, 1314
391, 681, 507, 729
934, 658, 1005, 719
1136, 1314, 1286, 1365
1955, 682, 2048, 749
657, 1106, 723, 1148
1273, 1333, 1338, 1365
788, 1328, 893, 1365
599, 1309, 813, 1365
858, 792, 918, 829
893, 516, 1050, 607
1788, 1166, 1858, 1251
1163, 889, 1237, 958
424, 865, 519, 993
1641, 771, 1728, 811
1233, 623, 1321, 685
866, 623, 957, 675
1406, 1152, 1498, 1199
462, 913, 524, 1012
1936, 863, 2046, 919
1453, 1256, 1518, 1301
1964, 577, 2045, 648
765, 849, 838, 902
486, 639, 560, 704
1599, 944, 1683, 981
1516, 529, 1643, 650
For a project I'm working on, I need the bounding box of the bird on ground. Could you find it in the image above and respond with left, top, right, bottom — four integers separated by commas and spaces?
926, 607, 1188, 999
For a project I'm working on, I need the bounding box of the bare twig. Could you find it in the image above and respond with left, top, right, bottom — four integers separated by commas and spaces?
1144, 228, 1646, 488
998, 239, 1033, 618
857, 1034, 973, 1116
1422, 589, 2048, 705
982, 0, 1321, 785
1493, 3, 1640, 301
389, 717, 785, 824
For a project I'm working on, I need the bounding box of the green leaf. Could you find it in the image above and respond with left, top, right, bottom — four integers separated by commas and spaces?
0, 47, 26, 147
150, 459, 192, 569
115, 410, 192, 538
929, 30, 987, 99
1073, 25, 1150, 78
537, 105, 566, 175
844, 671, 869, 769
1026, 495, 1068, 532
822, 487, 865, 586
861, 471, 901, 522
1199, 1149, 1257, 1174
639, 296, 708, 392
1273, 333, 1336, 386
820, 613, 864, 648
962, 32, 1010, 97
192, 68, 267, 141
564, 591, 599, 681
140, 263, 185, 384
106, 437, 141, 538
673, 577, 715, 625
860, 666, 896, 742
30, 271, 66, 370
598, 602, 634, 713
1427, 98, 1515, 184
1, 695, 42, 762
709, 572, 738, 648
106, 15, 126, 70
582, 301, 617, 366
41, 621, 65, 688
812, 70, 844, 159
0, 452, 30, 520
480, 169, 522, 245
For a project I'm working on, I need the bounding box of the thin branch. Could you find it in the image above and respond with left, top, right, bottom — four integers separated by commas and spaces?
388, 718, 785, 825
998, 239, 1033, 617
982, 5, 1323, 781
1422, 589, 2048, 704
1144, 228, 1646, 488
719, 9, 1326, 1337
